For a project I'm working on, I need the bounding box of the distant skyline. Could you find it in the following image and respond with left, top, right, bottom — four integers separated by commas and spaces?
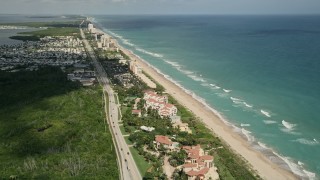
1, 0, 320, 15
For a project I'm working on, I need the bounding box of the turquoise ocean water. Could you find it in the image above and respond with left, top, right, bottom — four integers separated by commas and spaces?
93, 15, 320, 179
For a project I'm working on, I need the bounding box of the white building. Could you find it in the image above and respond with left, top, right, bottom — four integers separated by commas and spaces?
97, 42, 102, 48
129, 61, 142, 75
140, 126, 155, 132
143, 90, 177, 118
88, 23, 94, 32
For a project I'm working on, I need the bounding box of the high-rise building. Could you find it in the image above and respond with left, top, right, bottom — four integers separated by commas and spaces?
88, 23, 94, 33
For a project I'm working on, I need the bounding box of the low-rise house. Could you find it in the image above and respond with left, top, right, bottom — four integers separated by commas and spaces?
132, 109, 142, 117
170, 115, 192, 134
173, 122, 192, 134
154, 135, 179, 152
170, 115, 181, 124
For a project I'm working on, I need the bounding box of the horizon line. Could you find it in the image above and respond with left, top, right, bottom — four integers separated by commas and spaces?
1, 13, 320, 16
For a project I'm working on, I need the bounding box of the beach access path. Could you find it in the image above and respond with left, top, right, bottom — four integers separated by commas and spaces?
80, 28, 142, 180
117, 46, 298, 180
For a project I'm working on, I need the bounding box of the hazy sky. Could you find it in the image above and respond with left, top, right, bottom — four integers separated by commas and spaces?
1, 0, 320, 15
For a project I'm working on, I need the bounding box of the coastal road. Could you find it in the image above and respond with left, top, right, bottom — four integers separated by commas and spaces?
80, 28, 142, 180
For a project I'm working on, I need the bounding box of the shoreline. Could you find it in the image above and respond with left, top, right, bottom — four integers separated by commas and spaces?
120, 47, 298, 180
94, 26, 299, 179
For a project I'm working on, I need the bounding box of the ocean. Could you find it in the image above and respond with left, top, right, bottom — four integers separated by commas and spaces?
93, 15, 320, 179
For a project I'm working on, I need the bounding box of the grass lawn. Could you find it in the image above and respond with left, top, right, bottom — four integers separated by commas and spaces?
114, 94, 119, 104
124, 136, 133, 145
120, 125, 128, 135
129, 147, 151, 176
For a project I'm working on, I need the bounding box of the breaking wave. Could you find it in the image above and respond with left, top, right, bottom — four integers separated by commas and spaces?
282, 120, 297, 130
187, 74, 206, 82
260, 109, 271, 118
292, 138, 319, 146
223, 88, 232, 93
263, 120, 277, 124
209, 83, 221, 89
135, 48, 163, 58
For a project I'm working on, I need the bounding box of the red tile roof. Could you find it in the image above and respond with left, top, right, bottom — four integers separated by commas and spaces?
200, 155, 214, 161
186, 168, 210, 177
188, 149, 200, 159
183, 163, 198, 168
155, 135, 173, 145
132, 110, 141, 114
183, 144, 201, 151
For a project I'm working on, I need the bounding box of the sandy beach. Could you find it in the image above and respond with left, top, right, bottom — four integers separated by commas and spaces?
116, 45, 298, 180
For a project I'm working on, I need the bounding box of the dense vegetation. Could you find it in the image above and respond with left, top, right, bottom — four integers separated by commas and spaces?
0, 67, 119, 179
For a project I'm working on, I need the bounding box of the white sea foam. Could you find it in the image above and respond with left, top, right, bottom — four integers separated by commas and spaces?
209, 84, 221, 89
257, 141, 270, 149
135, 48, 163, 58
109, 32, 163, 59
241, 128, 255, 142
201, 83, 210, 87
243, 102, 253, 108
274, 152, 317, 179
292, 138, 319, 146
230, 97, 241, 101
223, 89, 231, 93
122, 39, 135, 47
280, 128, 301, 135
187, 74, 206, 82
260, 109, 271, 118
164, 60, 180, 67
240, 123, 251, 127
230, 97, 253, 109
282, 120, 297, 130
303, 170, 316, 180
215, 92, 229, 98
164, 60, 198, 79
179, 69, 194, 75
263, 120, 277, 124
280, 120, 299, 134
252, 141, 317, 179
108, 30, 123, 39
